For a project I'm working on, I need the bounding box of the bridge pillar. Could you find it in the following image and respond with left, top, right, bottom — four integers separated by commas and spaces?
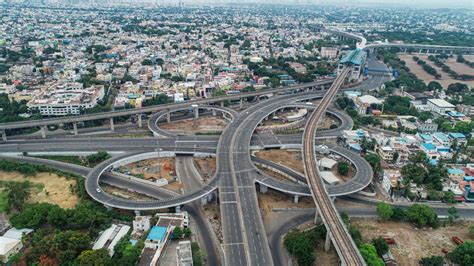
134, 210, 141, 216
41, 126, 47, 139
212, 109, 216, 116
73, 122, 78, 135
137, 114, 142, 128
259, 184, 268, 193
200, 196, 208, 206
104, 205, 113, 211
193, 106, 199, 119
239, 99, 243, 110
314, 210, 320, 224
293, 195, 299, 204
220, 101, 224, 107
1, 130, 6, 141
175, 205, 181, 213
109, 117, 114, 131
325, 231, 332, 251
167, 111, 171, 123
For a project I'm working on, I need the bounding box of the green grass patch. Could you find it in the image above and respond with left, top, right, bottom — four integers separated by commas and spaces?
0, 190, 8, 213
32, 155, 85, 166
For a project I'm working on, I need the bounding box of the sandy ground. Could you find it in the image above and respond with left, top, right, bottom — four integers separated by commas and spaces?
256, 166, 294, 182
399, 54, 474, 88
255, 150, 304, 174
353, 218, 474, 265
258, 190, 314, 216
120, 158, 183, 193
161, 116, 227, 133
102, 184, 154, 201
445, 57, 474, 75
0, 171, 78, 209
194, 157, 216, 182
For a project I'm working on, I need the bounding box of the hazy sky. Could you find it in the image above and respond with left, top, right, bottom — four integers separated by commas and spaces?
279, 0, 474, 9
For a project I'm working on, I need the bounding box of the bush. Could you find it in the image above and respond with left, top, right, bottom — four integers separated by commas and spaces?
406, 204, 439, 228
376, 202, 393, 219
448, 241, 474, 266
371, 237, 389, 257
337, 161, 350, 176
419, 255, 444, 266
359, 243, 385, 266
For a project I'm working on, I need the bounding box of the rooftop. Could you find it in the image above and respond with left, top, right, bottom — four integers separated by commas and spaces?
428, 98, 455, 108
340, 49, 367, 66
147, 226, 167, 242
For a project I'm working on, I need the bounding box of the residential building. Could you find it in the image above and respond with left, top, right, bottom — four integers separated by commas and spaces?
0, 228, 33, 263
354, 95, 383, 115
177, 240, 193, 266
93, 224, 131, 256
426, 99, 455, 115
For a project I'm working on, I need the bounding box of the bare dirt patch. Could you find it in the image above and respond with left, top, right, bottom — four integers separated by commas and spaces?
202, 203, 223, 243
160, 116, 227, 133
445, 57, 474, 75
352, 218, 474, 265
193, 157, 216, 182
258, 190, 314, 216
399, 54, 474, 88
0, 171, 78, 209
102, 184, 154, 201
255, 150, 304, 174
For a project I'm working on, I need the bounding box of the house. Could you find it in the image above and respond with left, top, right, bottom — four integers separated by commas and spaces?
448, 133, 467, 146
132, 216, 151, 238
420, 143, 439, 159
354, 95, 383, 115
177, 241, 193, 266
0, 228, 33, 263
427, 99, 455, 115
377, 146, 394, 161
448, 168, 465, 180
432, 132, 450, 148
416, 119, 438, 133
382, 168, 401, 196
93, 224, 131, 256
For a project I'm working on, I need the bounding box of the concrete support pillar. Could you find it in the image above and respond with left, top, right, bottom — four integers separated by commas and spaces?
293, 195, 299, 204
138, 115, 142, 128
104, 205, 113, 211
239, 99, 243, 110
314, 210, 320, 224
41, 126, 47, 139
1, 130, 7, 141
109, 117, 114, 131
200, 196, 208, 206
259, 184, 268, 194
212, 109, 216, 116
73, 122, 78, 135
325, 231, 332, 251
175, 205, 181, 213
134, 210, 141, 216
220, 101, 224, 108
194, 107, 199, 119
167, 111, 171, 123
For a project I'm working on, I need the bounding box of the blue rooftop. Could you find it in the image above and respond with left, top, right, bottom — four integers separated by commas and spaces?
448, 168, 464, 175
447, 111, 465, 117
340, 49, 367, 66
419, 134, 432, 142
421, 143, 436, 151
448, 132, 466, 139
429, 159, 438, 166
147, 226, 167, 242
433, 132, 449, 142
349, 143, 362, 151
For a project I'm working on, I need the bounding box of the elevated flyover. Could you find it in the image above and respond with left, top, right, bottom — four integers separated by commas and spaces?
302, 66, 366, 265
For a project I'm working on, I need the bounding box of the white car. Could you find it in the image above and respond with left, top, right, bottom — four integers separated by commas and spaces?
96, 188, 102, 193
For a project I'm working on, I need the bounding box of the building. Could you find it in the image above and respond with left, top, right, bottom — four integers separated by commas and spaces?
448, 168, 465, 180
337, 49, 367, 81
93, 224, 131, 256
354, 95, 383, 115
176, 240, 193, 266
382, 168, 401, 196
0, 228, 33, 263
320, 47, 339, 59
433, 132, 451, 148
132, 216, 151, 238
426, 99, 455, 115
28, 83, 105, 116
416, 119, 438, 133
377, 145, 394, 161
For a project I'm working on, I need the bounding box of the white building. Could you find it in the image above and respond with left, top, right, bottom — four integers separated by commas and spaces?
93, 224, 131, 256
176, 240, 193, 266
0, 228, 33, 263
28, 83, 105, 116
427, 99, 455, 115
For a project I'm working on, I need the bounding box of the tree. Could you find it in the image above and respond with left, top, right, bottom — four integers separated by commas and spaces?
183, 227, 192, 238
469, 224, 474, 237
391, 207, 406, 221
173, 227, 183, 239
242, 86, 256, 101
364, 153, 382, 175
359, 243, 385, 266
141, 59, 153, 66
448, 241, 474, 266
85, 151, 111, 166
77, 249, 112, 266
447, 207, 459, 223
427, 81, 442, 92
419, 255, 444, 266
5, 181, 30, 211
284, 229, 317, 266
376, 202, 393, 219
371, 237, 389, 257
406, 204, 439, 228
453, 121, 473, 135
191, 242, 205, 266
337, 161, 350, 176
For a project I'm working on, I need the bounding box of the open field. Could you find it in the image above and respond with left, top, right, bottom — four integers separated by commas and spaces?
194, 157, 216, 181
0, 171, 78, 209
161, 116, 227, 134
255, 149, 304, 174
399, 54, 474, 88
353, 218, 474, 265
445, 57, 474, 75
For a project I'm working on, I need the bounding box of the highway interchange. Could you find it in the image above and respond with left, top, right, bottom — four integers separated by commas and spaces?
2, 40, 474, 265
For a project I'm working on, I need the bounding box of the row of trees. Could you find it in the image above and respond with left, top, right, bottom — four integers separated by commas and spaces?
283, 224, 327, 265
413, 56, 440, 79
400, 152, 447, 192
